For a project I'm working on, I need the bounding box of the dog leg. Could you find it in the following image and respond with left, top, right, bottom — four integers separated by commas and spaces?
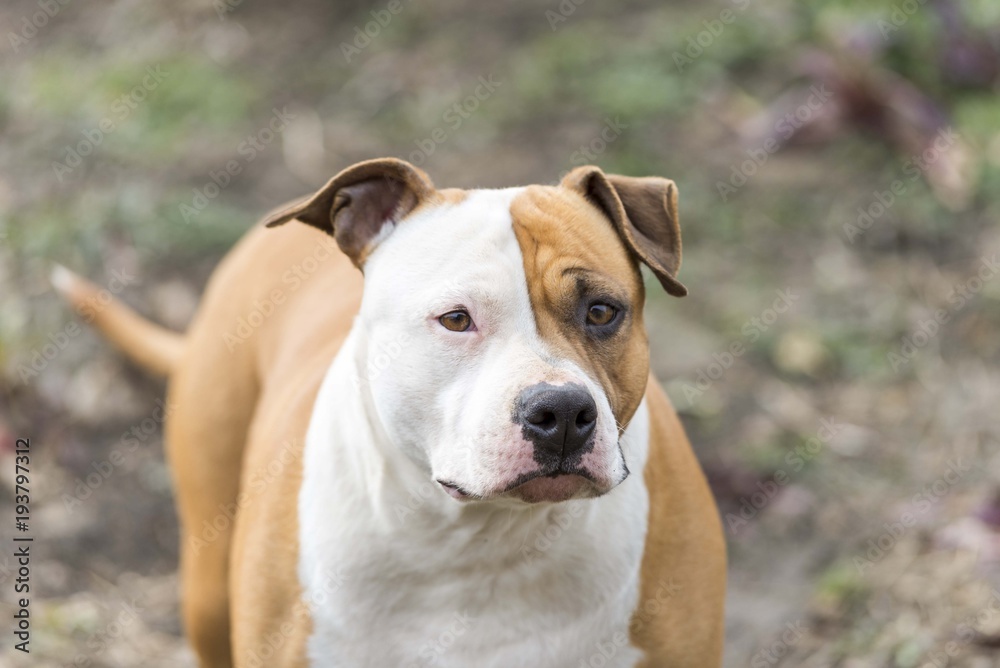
166, 317, 259, 667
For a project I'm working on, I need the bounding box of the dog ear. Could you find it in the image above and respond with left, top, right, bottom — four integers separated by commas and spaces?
263, 158, 436, 267
561, 166, 687, 297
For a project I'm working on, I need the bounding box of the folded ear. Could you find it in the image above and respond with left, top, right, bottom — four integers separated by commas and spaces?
561, 165, 687, 297
263, 158, 436, 267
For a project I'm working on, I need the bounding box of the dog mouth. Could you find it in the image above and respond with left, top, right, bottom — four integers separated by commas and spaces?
437, 480, 477, 500
506, 472, 596, 503
437, 465, 617, 504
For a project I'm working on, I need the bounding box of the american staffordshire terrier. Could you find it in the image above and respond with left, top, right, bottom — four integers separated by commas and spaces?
54, 158, 726, 667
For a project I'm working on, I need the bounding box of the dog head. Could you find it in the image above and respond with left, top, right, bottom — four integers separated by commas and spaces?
264, 158, 686, 504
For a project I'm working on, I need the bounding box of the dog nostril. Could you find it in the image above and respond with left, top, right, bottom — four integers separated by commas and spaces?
528, 410, 558, 430
576, 407, 597, 427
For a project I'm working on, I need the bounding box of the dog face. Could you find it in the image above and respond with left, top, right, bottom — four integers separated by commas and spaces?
265, 159, 686, 504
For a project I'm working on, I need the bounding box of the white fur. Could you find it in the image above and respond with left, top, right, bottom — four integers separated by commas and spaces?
298, 189, 651, 667
50, 263, 77, 294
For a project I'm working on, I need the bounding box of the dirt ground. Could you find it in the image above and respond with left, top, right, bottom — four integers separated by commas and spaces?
2, 0, 1000, 666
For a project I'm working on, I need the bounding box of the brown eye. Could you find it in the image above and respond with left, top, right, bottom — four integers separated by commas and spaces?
439, 310, 473, 332
586, 303, 617, 326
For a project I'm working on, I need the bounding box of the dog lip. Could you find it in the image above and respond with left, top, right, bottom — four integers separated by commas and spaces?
436, 479, 478, 501
437, 464, 617, 503
505, 472, 594, 503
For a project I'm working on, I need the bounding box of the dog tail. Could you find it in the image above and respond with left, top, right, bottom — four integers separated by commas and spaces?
50, 264, 184, 377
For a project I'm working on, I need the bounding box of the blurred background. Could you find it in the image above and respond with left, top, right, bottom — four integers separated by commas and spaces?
2, 0, 1000, 665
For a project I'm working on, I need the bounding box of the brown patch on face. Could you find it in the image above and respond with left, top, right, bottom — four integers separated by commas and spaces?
511, 185, 650, 429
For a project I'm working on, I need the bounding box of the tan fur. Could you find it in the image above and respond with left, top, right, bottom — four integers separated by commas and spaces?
52, 267, 184, 376
59, 167, 724, 667
634, 379, 726, 667
436, 187, 469, 205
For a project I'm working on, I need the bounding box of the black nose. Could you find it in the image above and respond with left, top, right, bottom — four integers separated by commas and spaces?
516, 383, 598, 462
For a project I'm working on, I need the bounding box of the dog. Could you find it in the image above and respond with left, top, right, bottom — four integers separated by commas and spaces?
55, 158, 726, 667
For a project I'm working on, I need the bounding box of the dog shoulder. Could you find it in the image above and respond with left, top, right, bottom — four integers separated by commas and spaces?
632, 377, 726, 667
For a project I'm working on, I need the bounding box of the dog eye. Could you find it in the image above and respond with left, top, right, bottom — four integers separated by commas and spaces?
439, 310, 473, 332
586, 303, 618, 326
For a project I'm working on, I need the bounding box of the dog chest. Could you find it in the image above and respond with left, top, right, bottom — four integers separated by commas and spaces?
298, 492, 649, 667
